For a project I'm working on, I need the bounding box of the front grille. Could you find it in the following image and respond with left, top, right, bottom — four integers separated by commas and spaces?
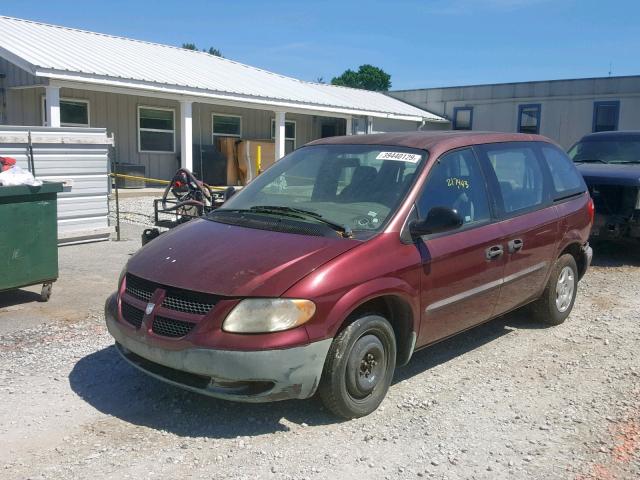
161, 286, 218, 315
125, 274, 155, 301
122, 302, 144, 328
126, 274, 217, 315
162, 295, 215, 315
152, 316, 196, 338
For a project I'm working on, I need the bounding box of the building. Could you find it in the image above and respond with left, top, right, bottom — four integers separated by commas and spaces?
0, 16, 446, 181
390, 75, 640, 149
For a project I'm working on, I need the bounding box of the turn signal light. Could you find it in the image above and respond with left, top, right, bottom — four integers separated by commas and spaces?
587, 196, 595, 224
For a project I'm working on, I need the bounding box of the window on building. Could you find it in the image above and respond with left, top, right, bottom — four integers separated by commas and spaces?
417, 148, 490, 226
518, 104, 541, 134
271, 119, 296, 154
452, 107, 473, 130
479, 143, 545, 214
212, 114, 242, 137
42, 98, 90, 126
592, 101, 620, 132
138, 106, 175, 153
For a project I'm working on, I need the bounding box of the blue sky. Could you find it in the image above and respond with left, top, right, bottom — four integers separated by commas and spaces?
2, 0, 639, 90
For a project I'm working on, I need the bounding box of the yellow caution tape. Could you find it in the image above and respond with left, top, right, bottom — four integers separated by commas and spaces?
109, 173, 227, 190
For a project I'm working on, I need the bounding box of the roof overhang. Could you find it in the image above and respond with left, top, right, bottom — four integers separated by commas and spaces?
33, 69, 445, 123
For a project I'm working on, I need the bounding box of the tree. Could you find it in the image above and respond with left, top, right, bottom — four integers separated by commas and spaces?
331, 64, 391, 91
181, 43, 224, 57
207, 47, 223, 57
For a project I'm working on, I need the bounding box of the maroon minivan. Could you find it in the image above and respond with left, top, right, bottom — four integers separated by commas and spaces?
105, 132, 593, 418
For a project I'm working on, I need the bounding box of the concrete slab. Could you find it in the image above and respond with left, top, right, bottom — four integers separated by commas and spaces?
0, 223, 145, 334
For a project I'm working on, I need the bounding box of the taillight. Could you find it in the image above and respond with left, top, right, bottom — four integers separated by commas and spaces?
587, 196, 595, 224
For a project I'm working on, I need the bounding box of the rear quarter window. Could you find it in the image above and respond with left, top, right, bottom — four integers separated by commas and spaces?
541, 145, 585, 199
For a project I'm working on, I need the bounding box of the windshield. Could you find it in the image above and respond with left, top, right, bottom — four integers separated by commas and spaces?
212, 144, 426, 237
568, 138, 640, 164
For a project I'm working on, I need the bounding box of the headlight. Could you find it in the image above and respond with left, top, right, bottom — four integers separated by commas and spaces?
222, 299, 316, 333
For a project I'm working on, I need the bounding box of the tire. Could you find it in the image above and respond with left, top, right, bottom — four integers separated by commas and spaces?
318, 315, 396, 419
40, 283, 52, 302
530, 254, 578, 325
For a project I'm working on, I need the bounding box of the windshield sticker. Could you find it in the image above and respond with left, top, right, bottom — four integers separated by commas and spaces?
376, 152, 422, 163
446, 177, 470, 189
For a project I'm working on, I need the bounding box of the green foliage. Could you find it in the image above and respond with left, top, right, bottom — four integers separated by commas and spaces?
331, 64, 391, 91
181, 43, 223, 57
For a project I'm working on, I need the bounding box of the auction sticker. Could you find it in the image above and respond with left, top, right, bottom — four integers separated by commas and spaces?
376, 151, 422, 163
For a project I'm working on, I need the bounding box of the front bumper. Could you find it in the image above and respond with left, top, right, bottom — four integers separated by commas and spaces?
591, 212, 640, 240
105, 293, 332, 402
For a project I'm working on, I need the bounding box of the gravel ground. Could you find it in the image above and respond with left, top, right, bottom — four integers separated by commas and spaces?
108, 196, 159, 227
1, 220, 639, 479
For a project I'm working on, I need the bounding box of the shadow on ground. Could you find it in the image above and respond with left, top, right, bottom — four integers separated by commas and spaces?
591, 239, 640, 267
0, 289, 42, 308
69, 307, 541, 438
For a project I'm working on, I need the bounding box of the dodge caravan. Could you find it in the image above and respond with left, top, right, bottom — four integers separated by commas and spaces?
105, 131, 593, 418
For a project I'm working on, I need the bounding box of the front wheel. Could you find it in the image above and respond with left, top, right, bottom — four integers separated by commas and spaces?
318, 315, 396, 419
530, 254, 578, 325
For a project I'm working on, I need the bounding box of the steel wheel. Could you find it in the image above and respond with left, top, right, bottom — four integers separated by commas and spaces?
319, 315, 396, 418
555, 265, 575, 313
345, 334, 386, 399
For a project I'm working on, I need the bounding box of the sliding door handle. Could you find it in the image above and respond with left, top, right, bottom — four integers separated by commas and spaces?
508, 238, 524, 253
485, 245, 504, 260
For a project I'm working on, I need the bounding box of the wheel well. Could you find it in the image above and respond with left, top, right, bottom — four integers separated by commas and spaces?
345, 296, 415, 367
560, 242, 587, 280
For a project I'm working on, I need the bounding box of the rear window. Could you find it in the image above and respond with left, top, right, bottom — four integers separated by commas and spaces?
541, 145, 585, 199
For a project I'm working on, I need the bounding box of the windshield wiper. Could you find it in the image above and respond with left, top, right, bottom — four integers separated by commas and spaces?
249, 205, 353, 238
573, 159, 608, 164
211, 206, 353, 238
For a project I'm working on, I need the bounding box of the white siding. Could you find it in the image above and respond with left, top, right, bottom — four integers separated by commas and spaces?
391, 76, 640, 148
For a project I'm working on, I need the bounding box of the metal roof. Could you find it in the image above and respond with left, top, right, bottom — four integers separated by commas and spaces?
0, 16, 445, 122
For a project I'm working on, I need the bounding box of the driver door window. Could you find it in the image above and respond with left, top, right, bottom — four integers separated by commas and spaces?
417, 148, 491, 227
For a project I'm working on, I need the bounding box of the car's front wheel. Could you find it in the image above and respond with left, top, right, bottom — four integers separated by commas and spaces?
318, 315, 396, 419
530, 253, 579, 325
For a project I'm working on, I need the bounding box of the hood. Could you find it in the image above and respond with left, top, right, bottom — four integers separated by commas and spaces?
576, 163, 640, 187
126, 218, 360, 297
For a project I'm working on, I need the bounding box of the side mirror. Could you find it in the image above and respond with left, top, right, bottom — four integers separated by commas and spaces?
409, 207, 463, 237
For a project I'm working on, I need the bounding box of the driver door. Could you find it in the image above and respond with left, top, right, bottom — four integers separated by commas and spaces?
415, 148, 506, 346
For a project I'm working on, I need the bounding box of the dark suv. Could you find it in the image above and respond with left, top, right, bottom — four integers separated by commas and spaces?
569, 131, 640, 240
105, 131, 593, 418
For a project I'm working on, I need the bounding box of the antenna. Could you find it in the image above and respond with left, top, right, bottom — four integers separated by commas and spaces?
608, 62, 613, 77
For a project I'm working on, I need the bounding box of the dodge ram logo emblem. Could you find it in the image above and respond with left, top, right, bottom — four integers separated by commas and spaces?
145, 303, 155, 315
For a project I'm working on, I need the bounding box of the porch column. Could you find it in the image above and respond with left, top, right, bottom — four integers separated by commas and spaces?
45, 85, 61, 127
366, 115, 373, 134
274, 111, 286, 161
345, 116, 353, 135
180, 100, 193, 171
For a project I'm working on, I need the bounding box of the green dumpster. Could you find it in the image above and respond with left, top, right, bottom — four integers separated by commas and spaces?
0, 181, 64, 301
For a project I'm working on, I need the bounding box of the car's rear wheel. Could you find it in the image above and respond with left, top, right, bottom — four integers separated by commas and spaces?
530, 254, 578, 325
318, 315, 396, 419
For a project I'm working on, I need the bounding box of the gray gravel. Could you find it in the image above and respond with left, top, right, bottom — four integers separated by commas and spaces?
1, 233, 639, 479
108, 196, 158, 227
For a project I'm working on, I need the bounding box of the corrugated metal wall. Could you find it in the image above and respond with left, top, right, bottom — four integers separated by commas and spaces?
0, 126, 111, 244
390, 76, 640, 148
